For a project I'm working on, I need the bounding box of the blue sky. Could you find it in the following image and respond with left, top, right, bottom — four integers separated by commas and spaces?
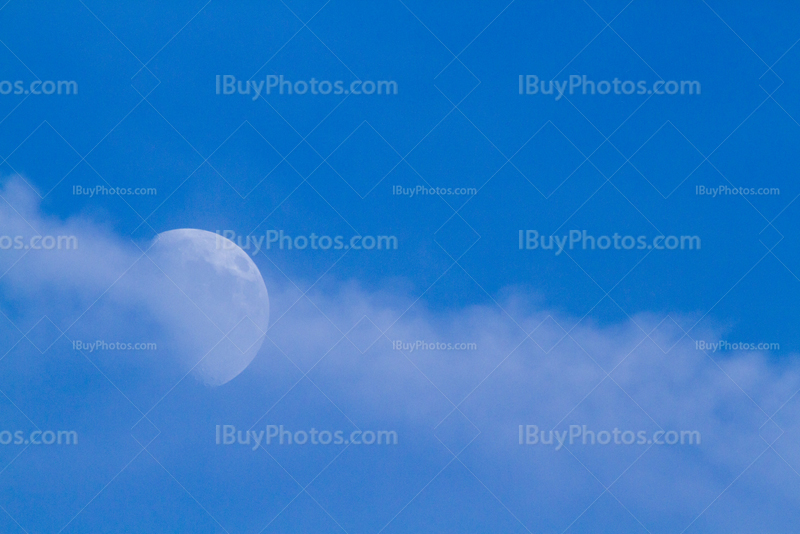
1, 0, 800, 532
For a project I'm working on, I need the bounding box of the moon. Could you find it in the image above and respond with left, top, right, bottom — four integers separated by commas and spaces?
147, 229, 269, 386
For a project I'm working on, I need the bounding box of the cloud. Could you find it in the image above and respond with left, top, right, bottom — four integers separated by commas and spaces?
1, 176, 799, 532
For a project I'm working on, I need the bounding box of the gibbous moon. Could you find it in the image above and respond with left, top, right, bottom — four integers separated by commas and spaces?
148, 229, 269, 386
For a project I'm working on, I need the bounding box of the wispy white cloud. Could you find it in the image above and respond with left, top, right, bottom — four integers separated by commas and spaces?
1, 176, 799, 532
